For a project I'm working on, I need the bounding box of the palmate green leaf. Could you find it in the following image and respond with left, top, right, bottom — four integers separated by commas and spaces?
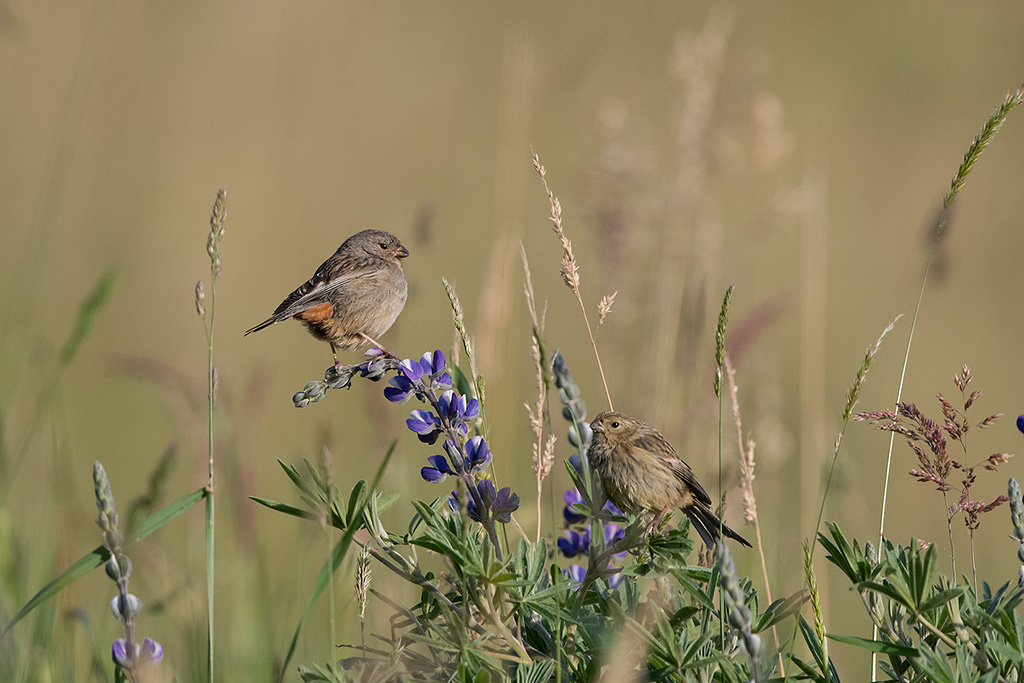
985, 640, 1024, 663
515, 658, 555, 683
827, 632, 918, 657
753, 592, 805, 632
919, 587, 964, 613
858, 580, 912, 608
276, 442, 394, 683
669, 568, 717, 612
2, 486, 205, 638
914, 642, 957, 683
277, 459, 316, 498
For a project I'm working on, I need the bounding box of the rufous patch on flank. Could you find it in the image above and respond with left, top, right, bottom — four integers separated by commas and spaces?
294, 301, 334, 323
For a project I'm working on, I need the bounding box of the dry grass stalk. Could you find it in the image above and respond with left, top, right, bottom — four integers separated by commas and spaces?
725, 353, 783, 675
521, 246, 555, 541
532, 151, 614, 411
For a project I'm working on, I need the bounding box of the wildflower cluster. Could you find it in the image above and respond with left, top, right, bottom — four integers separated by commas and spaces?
558, 485, 625, 586
93, 462, 163, 680
384, 350, 519, 552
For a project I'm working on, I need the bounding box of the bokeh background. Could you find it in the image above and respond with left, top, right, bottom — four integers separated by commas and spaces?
3, 2, 1024, 679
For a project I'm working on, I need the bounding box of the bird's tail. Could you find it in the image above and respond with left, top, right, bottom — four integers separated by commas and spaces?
244, 316, 278, 336
684, 503, 752, 549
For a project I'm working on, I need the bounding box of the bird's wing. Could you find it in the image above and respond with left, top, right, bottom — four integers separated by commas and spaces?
244, 256, 381, 335
631, 432, 714, 506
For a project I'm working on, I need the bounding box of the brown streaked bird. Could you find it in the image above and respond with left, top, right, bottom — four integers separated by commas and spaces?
588, 411, 751, 549
245, 229, 409, 368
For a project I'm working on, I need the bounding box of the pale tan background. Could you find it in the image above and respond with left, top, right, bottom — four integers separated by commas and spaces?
2, 2, 1024, 678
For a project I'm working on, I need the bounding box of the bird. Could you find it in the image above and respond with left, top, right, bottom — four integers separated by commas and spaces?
588, 411, 751, 549
245, 229, 409, 368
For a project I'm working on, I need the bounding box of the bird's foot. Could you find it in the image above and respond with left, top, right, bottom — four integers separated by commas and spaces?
359, 333, 398, 360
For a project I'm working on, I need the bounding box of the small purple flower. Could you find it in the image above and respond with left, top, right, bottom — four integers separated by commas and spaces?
402, 351, 451, 388
565, 564, 587, 583
437, 391, 456, 419
607, 571, 623, 589
422, 350, 447, 377
111, 637, 163, 668
557, 529, 590, 558
383, 374, 416, 403
464, 436, 492, 474
568, 452, 583, 474
491, 484, 520, 523
604, 500, 624, 517
458, 479, 520, 524
1018, 414, 1024, 435
400, 358, 425, 382
563, 488, 586, 525
140, 638, 164, 665
112, 639, 132, 668
421, 455, 454, 482
461, 396, 480, 421
407, 409, 442, 443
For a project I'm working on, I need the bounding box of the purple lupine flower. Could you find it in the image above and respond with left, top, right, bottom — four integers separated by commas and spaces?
112, 637, 163, 668
557, 529, 590, 558
112, 639, 132, 668
568, 452, 583, 474
490, 484, 520, 523
605, 522, 627, 558
461, 396, 480, 421
464, 436, 492, 474
607, 571, 623, 589
1018, 414, 1024, 435
384, 374, 416, 403
422, 350, 447, 378
563, 488, 586, 525
421, 455, 454, 482
140, 638, 164, 665
437, 390, 459, 419
604, 500, 624, 517
565, 564, 587, 583
407, 409, 442, 444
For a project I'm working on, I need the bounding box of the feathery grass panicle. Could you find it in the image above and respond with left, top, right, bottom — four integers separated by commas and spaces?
714, 285, 733, 399
199, 187, 226, 683
943, 83, 1024, 212
843, 315, 901, 423
532, 151, 614, 411
803, 541, 827, 682
812, 316, 900, 549
597, 292, 616, 327
355, 546, 371, 652
442, 277, 487, 434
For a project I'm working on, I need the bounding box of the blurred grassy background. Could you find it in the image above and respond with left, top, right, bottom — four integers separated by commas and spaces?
2, 2, 1024, 679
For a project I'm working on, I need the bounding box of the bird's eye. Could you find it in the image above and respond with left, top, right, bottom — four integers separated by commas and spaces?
378, 242, 388, 250
610, 421, 620, 428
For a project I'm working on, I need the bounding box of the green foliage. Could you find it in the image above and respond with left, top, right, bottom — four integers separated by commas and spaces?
818, 521, 1024, 682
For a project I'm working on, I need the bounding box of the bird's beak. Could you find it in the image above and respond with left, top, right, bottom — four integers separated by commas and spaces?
591, 422, 603, 433
395, 244, 410, 259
